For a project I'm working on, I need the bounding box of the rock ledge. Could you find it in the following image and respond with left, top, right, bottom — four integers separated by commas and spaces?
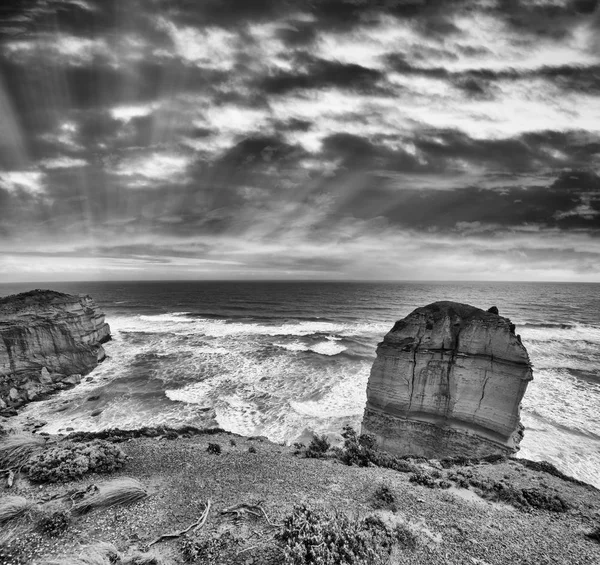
0, 289, 110, 411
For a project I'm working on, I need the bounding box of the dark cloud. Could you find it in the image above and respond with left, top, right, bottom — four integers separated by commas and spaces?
276, 21, 318, 46
259, 57, 385, 94
1, 0, 599, 279
319, 130, 600, 175
339, 170, 600, 232
321, 133, 422, 172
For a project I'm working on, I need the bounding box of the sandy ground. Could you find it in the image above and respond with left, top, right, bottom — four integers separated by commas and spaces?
2, 431, 600, 565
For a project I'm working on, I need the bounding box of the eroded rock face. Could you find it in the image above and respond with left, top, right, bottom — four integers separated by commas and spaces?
0, 290, 110, 410
362, 301, 532, 458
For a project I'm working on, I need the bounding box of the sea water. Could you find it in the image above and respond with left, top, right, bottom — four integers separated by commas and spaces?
2, 281, 599, 488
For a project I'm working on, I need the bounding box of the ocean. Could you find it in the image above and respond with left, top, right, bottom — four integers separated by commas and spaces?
1, 281, 599, 488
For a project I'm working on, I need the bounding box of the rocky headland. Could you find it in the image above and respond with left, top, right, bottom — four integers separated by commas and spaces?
0, 290, 110, 413
362, 301, 533, 459
0, 296, 598, 564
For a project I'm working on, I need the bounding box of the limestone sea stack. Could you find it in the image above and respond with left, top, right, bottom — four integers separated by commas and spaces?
0, 290, 110, 411
362, 301, 533, 459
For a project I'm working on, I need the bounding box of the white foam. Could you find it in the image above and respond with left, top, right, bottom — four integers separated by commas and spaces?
289, 377, 367, 418
165, 380, 214, 406
110, 313, 389, 339
274, 340, 347, 356
139, 312, 193, 323
520, 323, 600, 345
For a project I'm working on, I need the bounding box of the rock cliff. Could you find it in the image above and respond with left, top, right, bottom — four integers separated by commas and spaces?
0, 289, 110, 411
362, 301, 533, 458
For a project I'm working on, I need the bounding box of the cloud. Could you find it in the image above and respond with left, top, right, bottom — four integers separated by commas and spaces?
0, 171, 44, 194
1, 0, 600, 281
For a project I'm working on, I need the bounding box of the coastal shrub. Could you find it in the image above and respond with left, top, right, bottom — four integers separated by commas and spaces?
207, 442, 221, 455
339, 425, 374, 467
34, 505, 71, 537
181, 531, 238, 563
278, 505, 416, 565
248, 446, 257, 453
517, 459, 587, 486
521, 488, 568, 512
28, 440, 126, 482
372, 484, 397, 512
0, 496, 33, 526
474, 480, 569, 512
305, 434, 330, 458
293, 442, 305, 455
72, 477, 148, 515
337, 426, 418, 474
0, 433, 46, 468
440, 455, 473, 468
586, 526, 600, 543
409, 472, 437, 489
409, 471, 451, 490
448, 469, 473, 488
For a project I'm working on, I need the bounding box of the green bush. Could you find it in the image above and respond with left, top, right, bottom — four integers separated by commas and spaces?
305, 435, 330, 459
34, 505, 71, 537
409, 471, 451, 489
206, 443, 221, 455
586, 526, 600, 543
28, 440, 126, 482
372, 484, 397, 512
474, 480, 569, 512
409, 472, 437, 488
278, 505, 415, 565
181, 531, 237, 563
337, 426, 417, 474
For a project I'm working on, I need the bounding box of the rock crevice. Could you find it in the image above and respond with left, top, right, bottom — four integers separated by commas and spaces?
362, 301, 533, 458
0, 289, 110, 411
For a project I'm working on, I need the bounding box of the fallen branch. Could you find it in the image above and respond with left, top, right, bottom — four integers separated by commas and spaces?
222, 502, 281, 527
147, 499, 211, 548
236, 544, 260, 556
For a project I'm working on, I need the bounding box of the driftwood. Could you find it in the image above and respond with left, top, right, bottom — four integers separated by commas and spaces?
147, 499, 211, 548
222, 502, 281, 527
0, 466, 22, 488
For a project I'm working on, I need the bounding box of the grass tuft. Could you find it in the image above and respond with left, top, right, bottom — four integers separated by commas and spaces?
72, 478, 148, 515
34, 504, 71, 536
0, 433, 45, 468
40, 543, 163, 565
0, 496, 34, 526
40, 542, 120, 565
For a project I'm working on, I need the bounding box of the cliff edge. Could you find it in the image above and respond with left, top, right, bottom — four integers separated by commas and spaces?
362, 301, 533, 458
0, 289, 110, 411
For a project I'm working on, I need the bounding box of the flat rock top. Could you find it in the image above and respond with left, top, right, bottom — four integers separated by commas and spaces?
384, 301, 529, 365
413, 301, 499, 321
0, 290, 90, 319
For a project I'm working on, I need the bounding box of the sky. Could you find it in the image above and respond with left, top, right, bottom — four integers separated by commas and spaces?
0, 0, 599, 282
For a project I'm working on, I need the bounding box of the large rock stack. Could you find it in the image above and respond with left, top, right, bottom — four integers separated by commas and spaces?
362, 301, 532, 458
0, 290, 111, 410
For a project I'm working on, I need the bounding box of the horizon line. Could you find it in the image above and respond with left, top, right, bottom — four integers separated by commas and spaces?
1, 279, 599, 285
